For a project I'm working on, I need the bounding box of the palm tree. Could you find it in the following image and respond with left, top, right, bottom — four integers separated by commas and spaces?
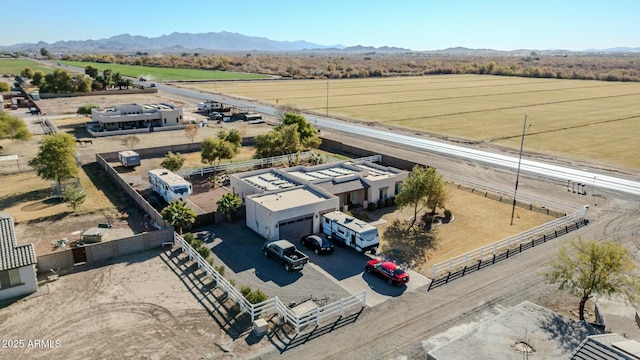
161, 201, 196, 234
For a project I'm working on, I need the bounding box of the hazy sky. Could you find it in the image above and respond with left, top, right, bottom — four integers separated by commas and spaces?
5, 0, 638, 51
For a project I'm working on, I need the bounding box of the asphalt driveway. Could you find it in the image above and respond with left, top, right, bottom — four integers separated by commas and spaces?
193, 223, 430, 308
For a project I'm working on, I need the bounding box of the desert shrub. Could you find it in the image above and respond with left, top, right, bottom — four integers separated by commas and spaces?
240, 285, 252, 297
245, 289, 268, 304
358, 212, 369, 221
214, 265, 226, 276
196, 246, 210, 259
206, 257, 215, 267
385, 198, 394, 207
368, 202, 377, 211
182, 232, 195, 245
228, 279, 236, 287
444, 209, 452, 219
378, 199, 385, 208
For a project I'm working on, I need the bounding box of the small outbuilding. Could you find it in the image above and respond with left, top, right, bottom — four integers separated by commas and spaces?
0, 213, 37, 301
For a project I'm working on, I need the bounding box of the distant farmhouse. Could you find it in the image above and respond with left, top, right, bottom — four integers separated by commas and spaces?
86, 103, 184, 137
0, 213, 37, 301
231, 159, 407, 241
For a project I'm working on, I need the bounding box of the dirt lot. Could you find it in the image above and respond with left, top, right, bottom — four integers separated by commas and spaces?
1, 89, 636, 359
0, 248, 273, 360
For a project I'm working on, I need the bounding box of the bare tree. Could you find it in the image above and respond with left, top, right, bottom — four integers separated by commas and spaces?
121, 135, 140, 150
184, 123, 199, 143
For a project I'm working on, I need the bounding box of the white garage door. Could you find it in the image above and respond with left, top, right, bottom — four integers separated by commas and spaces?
278, 215, 313, 241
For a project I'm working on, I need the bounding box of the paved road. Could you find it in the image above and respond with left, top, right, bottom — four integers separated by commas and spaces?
159, 85, 640, 197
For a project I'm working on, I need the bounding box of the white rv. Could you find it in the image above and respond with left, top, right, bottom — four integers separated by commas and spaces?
148, 169, 192, 203
322, 211, 379, 254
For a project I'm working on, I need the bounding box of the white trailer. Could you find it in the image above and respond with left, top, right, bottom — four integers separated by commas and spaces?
322, 211, 379, 254
118, 150, 140, 167
148, 169, 192, 203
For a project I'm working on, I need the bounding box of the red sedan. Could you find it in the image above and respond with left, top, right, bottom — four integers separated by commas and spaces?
365, 259, 409, 286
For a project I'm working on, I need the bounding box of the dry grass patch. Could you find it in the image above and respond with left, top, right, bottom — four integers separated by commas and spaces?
0, 168, 116, 224
184, 75, 640, 170
376, 185, 556, 276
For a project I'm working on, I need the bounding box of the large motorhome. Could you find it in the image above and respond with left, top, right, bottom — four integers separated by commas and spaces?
148, 169, 192, 203
322, 211, 379, 254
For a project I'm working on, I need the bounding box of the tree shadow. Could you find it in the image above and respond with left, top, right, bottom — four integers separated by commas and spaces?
0, 188, 52, 209
382, 219, 438, 268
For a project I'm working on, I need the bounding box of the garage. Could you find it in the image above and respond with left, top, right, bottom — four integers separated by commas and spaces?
278, 214, 313, 240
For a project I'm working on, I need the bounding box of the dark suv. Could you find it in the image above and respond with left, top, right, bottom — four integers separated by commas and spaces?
300, 234, 335, 255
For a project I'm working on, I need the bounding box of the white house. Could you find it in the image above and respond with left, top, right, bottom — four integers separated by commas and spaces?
230, 159, 407, 240
282, 160, 408, 209
0, 213, 37, 301
87, 103, 183, 136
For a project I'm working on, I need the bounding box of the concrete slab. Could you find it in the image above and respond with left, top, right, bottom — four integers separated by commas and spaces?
596, 297, 640, 341
307, 261, 431, 307
291, 300, 319, 316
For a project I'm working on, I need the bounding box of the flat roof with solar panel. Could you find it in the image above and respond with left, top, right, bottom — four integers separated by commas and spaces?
242, 170, 301, 192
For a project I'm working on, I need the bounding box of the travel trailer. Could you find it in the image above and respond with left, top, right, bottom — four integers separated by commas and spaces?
148, 169, 192, 203
322, 211, 379, 254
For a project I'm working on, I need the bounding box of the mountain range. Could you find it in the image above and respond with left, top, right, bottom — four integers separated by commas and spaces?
1, 32, 638, 54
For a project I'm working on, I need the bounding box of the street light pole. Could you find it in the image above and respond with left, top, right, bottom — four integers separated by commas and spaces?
511, 115, 528, 226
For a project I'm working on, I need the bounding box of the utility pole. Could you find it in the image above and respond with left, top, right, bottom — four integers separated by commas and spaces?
326, 80, 329, 117
511, 115, 528, 226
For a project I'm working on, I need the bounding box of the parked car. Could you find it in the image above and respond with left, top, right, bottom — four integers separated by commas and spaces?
365, 259, 409, 285
301, 234, 335, 255
149, 83, 156, 88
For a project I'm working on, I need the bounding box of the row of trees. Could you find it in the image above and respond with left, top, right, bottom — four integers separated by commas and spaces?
18, 65, 136, 93
59, 52, 640, 82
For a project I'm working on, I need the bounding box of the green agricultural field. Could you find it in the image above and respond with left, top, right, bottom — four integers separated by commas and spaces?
184, 75, 640, 171
59, 60, 269, 81
0, 58, 54, 75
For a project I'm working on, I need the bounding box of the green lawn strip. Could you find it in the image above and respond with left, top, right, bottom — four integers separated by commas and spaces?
59, 60, 267, 81
0, 58, 54, 75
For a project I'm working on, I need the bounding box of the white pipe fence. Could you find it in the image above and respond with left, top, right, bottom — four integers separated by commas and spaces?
442, 171, 581, 214
431, 205, 589, 279
177, 152, 382, 178
173, 232, 366, 334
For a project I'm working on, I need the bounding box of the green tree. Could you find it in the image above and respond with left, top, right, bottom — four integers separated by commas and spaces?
85, 65, 99, 79
40, 47, 51, 58
20, 67, 34, 79
201, 129, 241, 186
161, 201, 196, 234
395, 166, 448, 228
62, 184, 87, 212
254, 124, 301, 160
28, 133, 78, 186
0, 110, 31, 140
543, 238, 639, 321
281, 112, 321, 149
216, 193, 242, 221
77, 104, 99, 116
0, 82, 10, 92
74, 74, 92, 92
31, 71, 44, 86
40, 69, 75, 93
102, 69, 113, 89
161, 151, 185, 172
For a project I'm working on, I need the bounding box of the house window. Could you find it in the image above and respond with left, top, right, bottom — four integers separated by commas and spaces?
395, 182, 402, 195
0, 268, 22, 289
